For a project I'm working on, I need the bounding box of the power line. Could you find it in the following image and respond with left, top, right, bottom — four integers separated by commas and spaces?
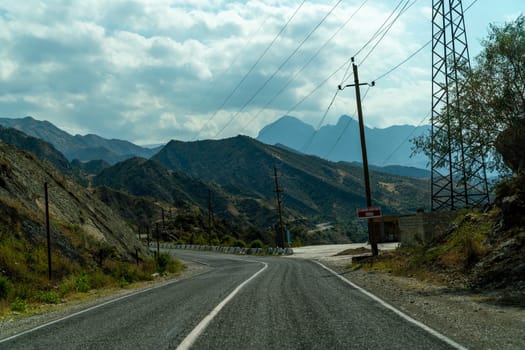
242, 0, 370, 138
215, 0, 344, 139
302, 0, 414, 153
359, 0, 418, 64
380, 111, 430, 165
192, 0, 307, 140
373, 0, 478, 83
324, 86, 371, 159
301, 89, 340, 152
309, 0, 481, 166
374, 40, 431, 82
189, 13, 272, 140
340, 0, 407, 85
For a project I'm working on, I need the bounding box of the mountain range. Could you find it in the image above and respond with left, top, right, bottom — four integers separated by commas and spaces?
0, 115, 432, 244
257, 115, 430, 172
0, 116, 160, 164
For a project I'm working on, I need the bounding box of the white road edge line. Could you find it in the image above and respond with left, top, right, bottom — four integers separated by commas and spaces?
177, 261, 268, 350
0, 270, 209, 344
315, 261, 468, 350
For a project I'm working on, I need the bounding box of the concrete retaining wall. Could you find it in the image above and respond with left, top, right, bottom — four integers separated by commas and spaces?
158, 243, 294, 256
399, 211, 457, 246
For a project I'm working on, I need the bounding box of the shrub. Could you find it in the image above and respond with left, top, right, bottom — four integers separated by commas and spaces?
0, 275, 11, 299
234, 239, 247, 248
249, 240, 264, 249
75, 273, 90, 293
10, 297, 27, 312
89, 270, 112, 289
37, 290, 61, 304
221, 235, 236, 247
155, 253, 183, 274
60, 273, 91, 295
118, 277, 129, 288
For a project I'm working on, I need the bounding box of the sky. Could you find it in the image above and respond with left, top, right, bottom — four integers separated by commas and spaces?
0, 1, 522, 145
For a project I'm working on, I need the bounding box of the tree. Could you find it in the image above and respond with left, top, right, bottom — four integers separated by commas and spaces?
412, 15, 525, 176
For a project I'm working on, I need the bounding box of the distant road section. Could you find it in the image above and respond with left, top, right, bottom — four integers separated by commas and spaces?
1, 250, 463, 349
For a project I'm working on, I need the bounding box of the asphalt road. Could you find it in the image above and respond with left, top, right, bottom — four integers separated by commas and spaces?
0, 250, 465, 349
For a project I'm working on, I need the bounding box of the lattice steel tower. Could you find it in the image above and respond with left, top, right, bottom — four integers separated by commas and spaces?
431, 0, 490, 211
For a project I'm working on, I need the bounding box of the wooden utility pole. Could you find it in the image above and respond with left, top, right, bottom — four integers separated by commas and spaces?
44, 182, 52, 280
207, 189, 213, 236
339, 57, 378, 256
156, 223, 160, 259
273, 165, 286, 248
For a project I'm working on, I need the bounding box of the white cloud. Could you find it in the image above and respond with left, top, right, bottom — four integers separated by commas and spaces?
0, 0, 520, 144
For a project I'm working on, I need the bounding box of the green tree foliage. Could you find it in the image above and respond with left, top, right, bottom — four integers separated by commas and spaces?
412, 15, 525, 176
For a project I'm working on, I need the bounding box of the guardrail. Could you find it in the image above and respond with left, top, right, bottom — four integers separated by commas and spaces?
157, 243, 294, 256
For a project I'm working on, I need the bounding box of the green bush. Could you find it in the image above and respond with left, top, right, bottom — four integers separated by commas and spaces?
118, 277, 129, 288
89, 270, 112, 289
249, 240, 264, 249
156, 253, 182, 274
10, 297, 27, 312
234, 239, 247, 248
0, 275, 11, 299
75, 273, 90, 293
221, 235, 236, 247
37, 290, 61, 304
60, 273, 91, 295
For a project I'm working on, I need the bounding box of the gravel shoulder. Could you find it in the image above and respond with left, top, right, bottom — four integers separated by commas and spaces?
320, 256, 525, 350
0, 261, 208, 341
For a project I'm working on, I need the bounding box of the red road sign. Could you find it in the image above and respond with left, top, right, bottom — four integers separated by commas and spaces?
357, 206, 382, 219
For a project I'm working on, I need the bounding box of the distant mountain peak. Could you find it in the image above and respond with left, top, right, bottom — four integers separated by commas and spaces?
0, 116, 161, 164
256, 114, 430, 173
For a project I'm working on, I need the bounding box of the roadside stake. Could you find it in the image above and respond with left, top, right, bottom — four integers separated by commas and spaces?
315, 261, 468, 350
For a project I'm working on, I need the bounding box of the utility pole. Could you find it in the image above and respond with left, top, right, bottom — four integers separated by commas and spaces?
338, 57, 378, 256
44, 182, 52, 280
273, 165, 286, 248
207, 189, 213, 236
161, 207, 165, 230
155, 223, 160, 260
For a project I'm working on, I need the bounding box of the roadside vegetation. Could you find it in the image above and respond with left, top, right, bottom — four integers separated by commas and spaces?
0, 228, 183, 317
349, 209, 494, 285
369, 15, 525, 296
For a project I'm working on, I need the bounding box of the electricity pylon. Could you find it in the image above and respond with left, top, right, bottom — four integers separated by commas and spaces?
431, 0, 490, 211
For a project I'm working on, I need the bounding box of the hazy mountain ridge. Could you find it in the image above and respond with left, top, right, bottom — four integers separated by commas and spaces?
257, 115, 430, 173
151, 135, 430, 229
0, 116, 160, 164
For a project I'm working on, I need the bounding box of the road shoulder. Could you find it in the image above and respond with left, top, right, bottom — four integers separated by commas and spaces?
321, 258, 525, 350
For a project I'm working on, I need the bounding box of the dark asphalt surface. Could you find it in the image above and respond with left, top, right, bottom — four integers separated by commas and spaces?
0, 250, 463, 349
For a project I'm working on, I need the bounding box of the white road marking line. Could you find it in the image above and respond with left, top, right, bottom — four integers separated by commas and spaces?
0, 271, 209, 344
176, 261, 268, 350
315, 261, 468, 350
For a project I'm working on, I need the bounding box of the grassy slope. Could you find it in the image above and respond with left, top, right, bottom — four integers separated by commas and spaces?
348, 203, 525, 308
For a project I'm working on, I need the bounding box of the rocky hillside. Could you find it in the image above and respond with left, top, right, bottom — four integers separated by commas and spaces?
152, 136, 430, 222
0, 126, 71, 174
0, 141, 148, 265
